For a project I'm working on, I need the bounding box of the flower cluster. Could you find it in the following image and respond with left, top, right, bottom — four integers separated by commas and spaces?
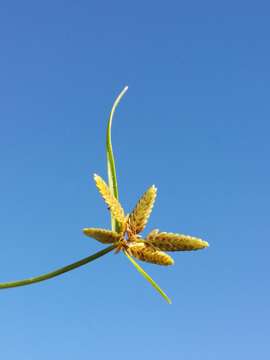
83, 174, 209, 265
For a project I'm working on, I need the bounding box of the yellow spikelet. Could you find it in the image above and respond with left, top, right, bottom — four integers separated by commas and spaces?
128, 185, 157, 234
94, 174, 126, 227
127, 242, 174, 266
83, 228, 121, 244
146, 231, 209, 251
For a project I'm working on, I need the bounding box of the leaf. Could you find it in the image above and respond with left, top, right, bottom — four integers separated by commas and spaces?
124, 250, 172, 304
106, 86, 128, 232
0, 245, 116, 289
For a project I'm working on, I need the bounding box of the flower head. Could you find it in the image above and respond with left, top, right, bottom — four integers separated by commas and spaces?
83, 174, 208, 267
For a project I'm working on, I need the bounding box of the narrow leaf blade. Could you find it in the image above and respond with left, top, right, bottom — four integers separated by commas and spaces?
124, 251, 172, 304
106, 86, 128, 232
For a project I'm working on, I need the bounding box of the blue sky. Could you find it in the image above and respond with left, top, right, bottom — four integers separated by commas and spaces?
0, 1, 269, 359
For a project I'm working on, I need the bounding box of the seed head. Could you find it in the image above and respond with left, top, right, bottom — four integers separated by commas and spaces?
83, 228, 122, 244
94, 174, 126, 228
128, 185, 157, 234
146, 231, 209, 251
127, 242, 174, 266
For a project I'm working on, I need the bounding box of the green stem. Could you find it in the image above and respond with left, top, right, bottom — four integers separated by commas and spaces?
0, 245, 115, 290
106, 86, 128, 232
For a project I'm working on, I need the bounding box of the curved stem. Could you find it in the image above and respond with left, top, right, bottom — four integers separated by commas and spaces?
0, 245, 115, 290
106, 86, 128, 232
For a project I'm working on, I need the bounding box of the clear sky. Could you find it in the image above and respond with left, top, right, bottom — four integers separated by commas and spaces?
0, 1, 269, 359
